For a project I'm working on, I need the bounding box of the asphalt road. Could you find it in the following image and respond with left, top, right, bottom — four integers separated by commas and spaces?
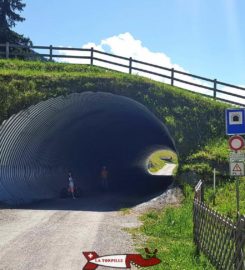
150, 163, 177, 176
0, 194, 141, 270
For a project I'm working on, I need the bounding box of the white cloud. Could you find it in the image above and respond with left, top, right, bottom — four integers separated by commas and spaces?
54, 32, 245, 103
82, 32, 213, 96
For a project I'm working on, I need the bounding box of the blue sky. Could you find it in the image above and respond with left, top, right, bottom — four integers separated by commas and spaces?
14, 0, 245, 86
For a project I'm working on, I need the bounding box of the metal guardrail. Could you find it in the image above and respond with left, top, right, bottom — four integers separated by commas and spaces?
1, 42, 245, 106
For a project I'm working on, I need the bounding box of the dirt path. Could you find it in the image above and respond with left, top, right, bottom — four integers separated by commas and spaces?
0, 188, 182, 270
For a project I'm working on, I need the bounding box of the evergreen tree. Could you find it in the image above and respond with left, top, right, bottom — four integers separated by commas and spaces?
0, 0, 32, 45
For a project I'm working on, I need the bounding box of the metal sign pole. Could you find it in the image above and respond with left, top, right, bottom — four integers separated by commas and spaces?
213, 168, 216, 206
236, 177, 240, 220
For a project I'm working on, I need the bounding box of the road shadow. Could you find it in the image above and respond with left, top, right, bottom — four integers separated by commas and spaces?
1, 176, 173, 212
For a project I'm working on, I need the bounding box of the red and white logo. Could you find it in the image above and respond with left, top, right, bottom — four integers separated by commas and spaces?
82, 248, 161, 269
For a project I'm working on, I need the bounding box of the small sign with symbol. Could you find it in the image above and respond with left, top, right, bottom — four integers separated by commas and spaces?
230, 162, 244, 176
226, 108, 245, 135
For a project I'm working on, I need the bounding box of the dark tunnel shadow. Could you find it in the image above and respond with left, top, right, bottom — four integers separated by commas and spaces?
0, 92, 177, 206
1, 176, 173, 212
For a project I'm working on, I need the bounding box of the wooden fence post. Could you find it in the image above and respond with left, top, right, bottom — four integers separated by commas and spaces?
6, 42, 9, 59
201, 180, 204, 202
129, 57, 132, 74
171, 68, 174, 86
49, 45, 53, 61
91, 47, 94, 66
194, 180, 203, 201
213, 79, 217, 99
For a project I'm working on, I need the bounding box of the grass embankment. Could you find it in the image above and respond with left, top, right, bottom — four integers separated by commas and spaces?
137, 196, 215, 270
134, 178, 244, 269
0, 59, 229, 162
1, 59, 243, 268
148, 150, 178, 173
0, 59, 232, 182
205, 178, 245, 218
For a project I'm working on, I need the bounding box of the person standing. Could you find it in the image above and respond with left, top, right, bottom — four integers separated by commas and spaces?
100, 166, 109, 191
68, 172, 76, 199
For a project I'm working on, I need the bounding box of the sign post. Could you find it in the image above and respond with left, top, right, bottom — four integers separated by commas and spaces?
226, 108, 245, 220
236, 178, 240, 219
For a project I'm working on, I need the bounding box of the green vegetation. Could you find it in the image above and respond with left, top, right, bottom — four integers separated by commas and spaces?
0, 59, 242, 213
0, 59, 229, 163
0, 58, 243, 269
181, 138, 229, 181
135, 179, 244, 269
205, 177, 245, 219
0, 0, 32, 47
1, 59, 240, 209
148, 149, 178, 172
136, 194, 215, 270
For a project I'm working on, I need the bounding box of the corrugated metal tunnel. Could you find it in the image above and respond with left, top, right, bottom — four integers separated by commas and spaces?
0, 92, 176, 204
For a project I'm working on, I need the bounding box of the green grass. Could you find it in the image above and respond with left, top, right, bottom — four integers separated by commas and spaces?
132, 180, 244, 269
148, 150, 178, 172
136, 195, 215, 270
181, 138, 229, 180
0, 58, 229, 161
205, 177, 245, 219
0, 57, 242, 269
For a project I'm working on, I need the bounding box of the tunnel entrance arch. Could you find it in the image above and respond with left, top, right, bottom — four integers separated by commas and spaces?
0, 91, 176, 204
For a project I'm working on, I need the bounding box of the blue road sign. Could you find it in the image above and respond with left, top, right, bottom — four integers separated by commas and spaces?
226, 108, 245, 135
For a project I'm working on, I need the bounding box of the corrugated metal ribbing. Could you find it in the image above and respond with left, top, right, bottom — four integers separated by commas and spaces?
0, 91, 176, 204
0, 92, 94, 204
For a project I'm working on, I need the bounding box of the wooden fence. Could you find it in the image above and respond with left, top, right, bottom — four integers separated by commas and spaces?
1, 42, 245, 106
194, 180, 245, 270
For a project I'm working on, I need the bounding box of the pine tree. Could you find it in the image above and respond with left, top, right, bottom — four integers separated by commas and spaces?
0, 0, 32, 45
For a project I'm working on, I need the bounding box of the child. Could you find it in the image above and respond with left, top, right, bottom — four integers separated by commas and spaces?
68, 172, 76, 199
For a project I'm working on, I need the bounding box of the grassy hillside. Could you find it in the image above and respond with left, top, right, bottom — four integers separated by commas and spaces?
0, 59, 229, 163
1, 59, 244, 269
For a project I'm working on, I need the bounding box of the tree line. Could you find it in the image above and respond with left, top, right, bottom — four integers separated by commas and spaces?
0, 0, 32, 48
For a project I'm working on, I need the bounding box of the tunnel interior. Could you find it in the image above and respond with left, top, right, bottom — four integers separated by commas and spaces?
0, 92, 176, 204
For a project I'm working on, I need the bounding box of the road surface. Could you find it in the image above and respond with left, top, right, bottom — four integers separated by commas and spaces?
0, 194, 140, 270
150, 163, 177, 176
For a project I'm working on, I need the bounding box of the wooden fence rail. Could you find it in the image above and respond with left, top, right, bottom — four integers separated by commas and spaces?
1, 42, 245, 106
194, 181, 245, 270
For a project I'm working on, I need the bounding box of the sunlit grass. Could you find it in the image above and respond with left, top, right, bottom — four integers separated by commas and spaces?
205, 177, 245, 219
135, 195, 215, 270
148, 149, 178, 172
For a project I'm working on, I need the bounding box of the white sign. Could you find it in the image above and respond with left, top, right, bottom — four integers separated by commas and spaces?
230, 152, 245, 162
229, 111, 243, 125
230, 162, 244, 176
